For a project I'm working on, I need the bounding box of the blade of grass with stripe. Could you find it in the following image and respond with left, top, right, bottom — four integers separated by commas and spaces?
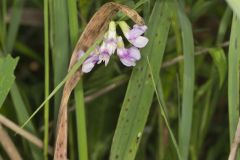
228, 14, 240, 147
226, 0, 240, 19
176, 3, 195, 160
110, 1, 171, 159
51, 0, 70, 120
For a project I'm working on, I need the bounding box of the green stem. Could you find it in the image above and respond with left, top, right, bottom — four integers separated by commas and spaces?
74, 82, 89, 160
43, 0, 49, 159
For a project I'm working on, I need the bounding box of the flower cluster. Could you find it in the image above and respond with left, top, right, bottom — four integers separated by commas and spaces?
79, 21, 148, 73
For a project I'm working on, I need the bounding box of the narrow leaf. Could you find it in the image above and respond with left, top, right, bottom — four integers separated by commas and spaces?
226, 0, 240, 19
177, 3, 195, 160
209, 48, 227, 88
110, 1, 171, 159
0, 55, 18, 108
228, 14, 240, 144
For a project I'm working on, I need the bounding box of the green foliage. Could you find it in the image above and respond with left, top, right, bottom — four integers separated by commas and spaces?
209, 48, 227, 87
228, 14, 240, 143
1, 0, 240, 160
176, 3, 195, 160
226, 0, 240, 19
0, 55, 18, 108
110, 1, 171, 159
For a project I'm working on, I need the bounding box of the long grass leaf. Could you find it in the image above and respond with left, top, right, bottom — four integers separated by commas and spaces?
208, 48, 227, 87
228, 14, 240, 144
6, 0, 25, 53
226, 0, 240, 19
0, 55, 18, 108
177, 3, 195, 160
110, 1, 171, 159
75, 83, 89, 160
51, 0, 70, 119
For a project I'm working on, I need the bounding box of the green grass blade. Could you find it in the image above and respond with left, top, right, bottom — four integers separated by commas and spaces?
43, 0, 50, 159
228, 14, 240, 144
216, 7, 232, 44
6, 0, 25, 53
51, 0, 70, 120
177, 3, 195, 160
0, 55, 18, 108
68, 0, 79, 47
110, 1, 171, 159
208, 48, 227, 88
75, 82, 89, 160
226, 0, 240, 19
10, 84, 42, 159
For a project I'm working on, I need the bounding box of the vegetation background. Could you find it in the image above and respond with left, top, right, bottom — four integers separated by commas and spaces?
0, 0, 240, 160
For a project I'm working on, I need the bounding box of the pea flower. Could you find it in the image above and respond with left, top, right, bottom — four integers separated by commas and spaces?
98, 42, 111, 66
119, 21, 148, 48
77, 50, 99, 73
78, 20, 148, 73
104, 21, 117, 55
117, 36, 141, 67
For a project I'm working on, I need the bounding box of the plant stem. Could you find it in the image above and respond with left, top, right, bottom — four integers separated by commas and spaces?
43, 0, 50, 159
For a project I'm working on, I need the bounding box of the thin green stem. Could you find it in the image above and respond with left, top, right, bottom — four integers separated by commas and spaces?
75, 82, 88, 160
43, 0, 50, 159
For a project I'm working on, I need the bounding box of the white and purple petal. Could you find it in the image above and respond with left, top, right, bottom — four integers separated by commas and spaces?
117, 46, 141, 67
129, 36, 149, 48
119, 21, 149, 48
127, 25, 148, 40
128, 46, 141, 60
105, 38, 117, 55
98, 49, 110, 66
82, 54, 99, 73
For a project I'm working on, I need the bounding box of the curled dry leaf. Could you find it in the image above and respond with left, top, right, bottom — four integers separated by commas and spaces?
54, 2, 144, 160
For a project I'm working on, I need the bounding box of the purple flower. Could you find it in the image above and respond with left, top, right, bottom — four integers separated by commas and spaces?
119, 21, 148, 48
81, 51, 99, 73
78, 21, 149, 74
104, 21, 117, 55
117, 37, 141, 67
98, 42, 111, 66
